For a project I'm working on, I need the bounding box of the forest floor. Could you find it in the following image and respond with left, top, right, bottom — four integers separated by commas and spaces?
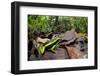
28, 29, 88, 61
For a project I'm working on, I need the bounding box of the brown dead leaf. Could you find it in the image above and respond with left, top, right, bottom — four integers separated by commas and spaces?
66, 46, 83, 59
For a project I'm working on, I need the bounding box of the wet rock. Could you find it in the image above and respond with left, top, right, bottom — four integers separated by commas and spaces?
54, 48, 69, 59
40, 48, 69, 60
60, 29, 77, 45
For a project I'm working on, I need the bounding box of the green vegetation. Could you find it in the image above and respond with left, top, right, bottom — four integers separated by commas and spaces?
28, 15, 88, 39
